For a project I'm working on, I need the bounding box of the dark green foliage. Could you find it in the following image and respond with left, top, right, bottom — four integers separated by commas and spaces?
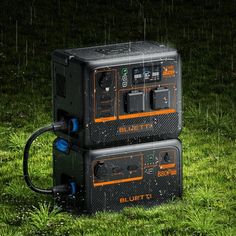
0, 0, 235, 235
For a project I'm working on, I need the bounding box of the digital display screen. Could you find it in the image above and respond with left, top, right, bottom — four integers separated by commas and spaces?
133, 65, 161, 85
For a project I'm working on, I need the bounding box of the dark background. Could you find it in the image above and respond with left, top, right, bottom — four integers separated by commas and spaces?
1, 0, 235, 99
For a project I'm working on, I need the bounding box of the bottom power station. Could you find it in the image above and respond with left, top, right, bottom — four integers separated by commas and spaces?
53, 139, 182, 214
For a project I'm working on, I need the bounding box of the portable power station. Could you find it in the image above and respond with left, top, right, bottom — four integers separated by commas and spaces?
52, 41, 182, 148
23, 41, 183, 215
53, 139, 182, 214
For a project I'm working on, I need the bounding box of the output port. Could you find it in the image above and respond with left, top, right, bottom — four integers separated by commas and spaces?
98, 71, 113, 91
151, 88, 170, 110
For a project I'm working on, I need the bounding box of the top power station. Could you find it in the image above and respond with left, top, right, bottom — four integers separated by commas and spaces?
52, 41, 182, 148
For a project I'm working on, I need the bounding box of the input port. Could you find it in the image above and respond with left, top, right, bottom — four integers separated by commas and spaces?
56, 110, 79, 133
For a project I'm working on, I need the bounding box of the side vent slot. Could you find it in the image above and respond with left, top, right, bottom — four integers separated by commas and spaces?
56, 74, 66, 97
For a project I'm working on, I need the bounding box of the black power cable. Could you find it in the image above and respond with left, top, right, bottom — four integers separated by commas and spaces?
23, 122, 70, 195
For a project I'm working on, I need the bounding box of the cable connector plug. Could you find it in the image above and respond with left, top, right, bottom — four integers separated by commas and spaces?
52, 118, 79, 133
52, 121, 67, 131
52, 185, 70, 195
52, 182, 78, 196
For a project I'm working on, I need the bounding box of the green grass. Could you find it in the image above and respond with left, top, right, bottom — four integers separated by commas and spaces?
0, 101, 235, 234
0, 0, 236, 235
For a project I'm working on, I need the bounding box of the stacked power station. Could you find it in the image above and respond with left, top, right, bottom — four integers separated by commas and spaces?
24, 41, 182, 214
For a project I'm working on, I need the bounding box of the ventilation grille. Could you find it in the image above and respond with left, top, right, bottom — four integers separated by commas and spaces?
56, 74, 66, 97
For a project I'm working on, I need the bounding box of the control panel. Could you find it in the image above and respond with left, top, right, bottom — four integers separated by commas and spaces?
93, 61, 177, 123
92, 147, 178, 187
53, 138, 182, 213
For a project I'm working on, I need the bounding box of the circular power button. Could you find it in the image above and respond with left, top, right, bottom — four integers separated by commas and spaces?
94, 161, 108, 178
163, 153, 171, 162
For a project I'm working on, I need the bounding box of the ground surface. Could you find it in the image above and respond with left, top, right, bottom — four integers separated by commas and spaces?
0, 0, 235, 235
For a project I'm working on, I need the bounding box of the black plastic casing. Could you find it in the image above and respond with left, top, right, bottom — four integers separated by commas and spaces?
53, 139, 182, 214
52, 41, 182, 148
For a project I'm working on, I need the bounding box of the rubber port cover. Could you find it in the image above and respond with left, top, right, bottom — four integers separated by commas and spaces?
127, 91, 145, 113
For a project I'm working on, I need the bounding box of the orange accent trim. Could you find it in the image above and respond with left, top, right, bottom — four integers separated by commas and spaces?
163, 72, 175, 77
157, 169, 177, 177
94, 116, 117, 123
118, 123, 153, 134
160, 163, 176, 169
170, 169, 177, 175
119, 109, 176, 120
162, 65, 175, 77
93, 176, 143, 187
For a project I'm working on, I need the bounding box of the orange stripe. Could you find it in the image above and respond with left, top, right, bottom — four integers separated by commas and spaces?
163, 71, 175, 77
94, 176, 142, 187
119, 109, 176, 120
95, 116, 117, 123
160, 163, 176, 169
170, 169, 177, 175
